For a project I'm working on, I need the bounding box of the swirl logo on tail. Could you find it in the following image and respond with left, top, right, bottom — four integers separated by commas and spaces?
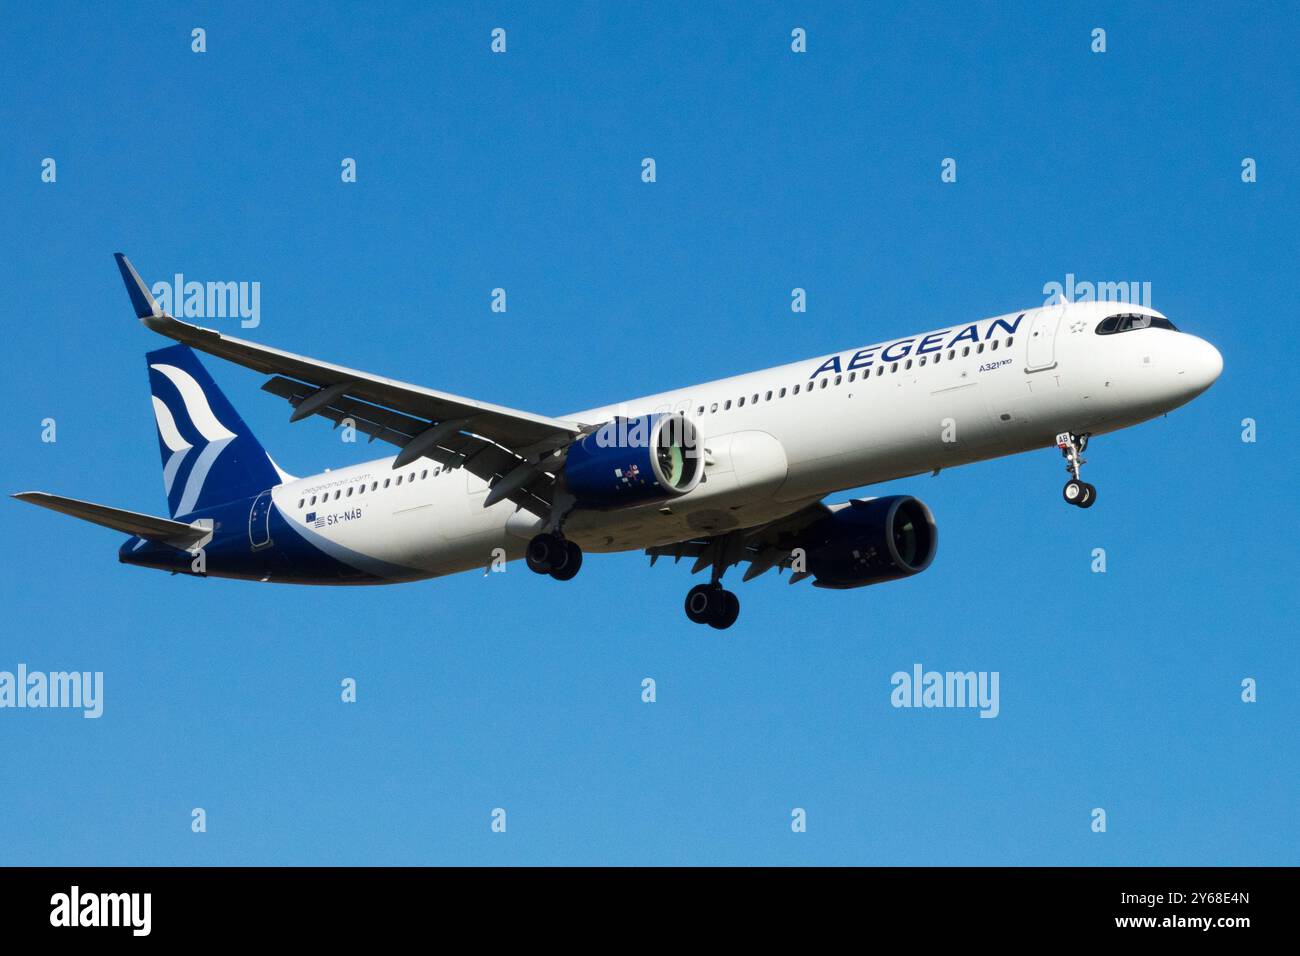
145, 344, 284, 517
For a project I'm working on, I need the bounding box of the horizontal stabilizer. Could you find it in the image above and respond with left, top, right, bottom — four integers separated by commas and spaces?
12, 492, 209, 546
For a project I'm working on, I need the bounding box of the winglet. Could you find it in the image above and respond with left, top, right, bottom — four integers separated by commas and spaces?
114, 253, 163, 320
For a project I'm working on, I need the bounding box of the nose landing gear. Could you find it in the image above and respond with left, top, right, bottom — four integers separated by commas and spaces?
1056, 432, 1097, 509
526, 532, 583, 580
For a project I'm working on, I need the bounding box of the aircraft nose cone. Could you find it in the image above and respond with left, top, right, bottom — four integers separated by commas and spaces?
1181, 335, 1224, 391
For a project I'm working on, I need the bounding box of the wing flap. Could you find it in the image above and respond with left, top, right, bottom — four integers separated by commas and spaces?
645, 500, 831, 580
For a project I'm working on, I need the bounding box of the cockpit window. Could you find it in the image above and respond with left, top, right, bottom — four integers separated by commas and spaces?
1096, 312, 1178, 335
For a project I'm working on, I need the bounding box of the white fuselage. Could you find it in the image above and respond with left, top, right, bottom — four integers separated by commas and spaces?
269, 301, 1222, 581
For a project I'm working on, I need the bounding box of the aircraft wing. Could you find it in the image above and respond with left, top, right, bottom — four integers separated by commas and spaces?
117, 254, 586, 518
645, 499, 831, 585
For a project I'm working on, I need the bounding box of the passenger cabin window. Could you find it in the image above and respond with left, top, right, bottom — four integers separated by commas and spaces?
1096, 312, 1178, 334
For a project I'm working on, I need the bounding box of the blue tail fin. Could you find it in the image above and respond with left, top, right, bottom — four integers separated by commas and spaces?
146, 344, 286, 517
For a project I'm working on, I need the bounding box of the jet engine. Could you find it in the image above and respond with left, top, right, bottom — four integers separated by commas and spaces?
563, 413, 703, 508
800, 495, 937, 589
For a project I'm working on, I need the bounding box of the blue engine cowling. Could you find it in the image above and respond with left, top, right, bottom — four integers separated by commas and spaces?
563, 413, 703, 508
801, 495, 938, 589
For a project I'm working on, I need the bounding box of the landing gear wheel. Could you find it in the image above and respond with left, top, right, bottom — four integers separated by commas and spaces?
684, 583, 720, 624
1063, 480, 1086, 505
1056, 432, 1095, 509
684, 584, 740, 629
549, 540, 583, 580
525, 533, 559, 575
708, 590, 741, 630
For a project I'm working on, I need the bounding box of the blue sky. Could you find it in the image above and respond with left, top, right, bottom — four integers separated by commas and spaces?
1, 1, 1296, 865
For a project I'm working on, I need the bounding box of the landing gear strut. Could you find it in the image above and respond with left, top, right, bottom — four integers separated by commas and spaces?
1056, 431, 1097, 509
526, 532, 583, 580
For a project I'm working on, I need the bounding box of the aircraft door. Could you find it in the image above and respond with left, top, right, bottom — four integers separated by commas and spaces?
249, 490, 273, 550
1025, 304, 1065, 372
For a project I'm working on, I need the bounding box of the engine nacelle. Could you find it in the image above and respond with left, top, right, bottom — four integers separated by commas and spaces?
563, 413, 703, 508
801, 495, 937, 589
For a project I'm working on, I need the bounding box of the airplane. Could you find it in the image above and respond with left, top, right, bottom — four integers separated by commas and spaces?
13, 254, 1223, 629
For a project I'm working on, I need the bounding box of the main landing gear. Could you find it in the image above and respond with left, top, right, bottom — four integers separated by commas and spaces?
682, 533, 743, 630
526, 532, 583, 581
684, 583, 740, 630
1056, 431, 1097, 509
